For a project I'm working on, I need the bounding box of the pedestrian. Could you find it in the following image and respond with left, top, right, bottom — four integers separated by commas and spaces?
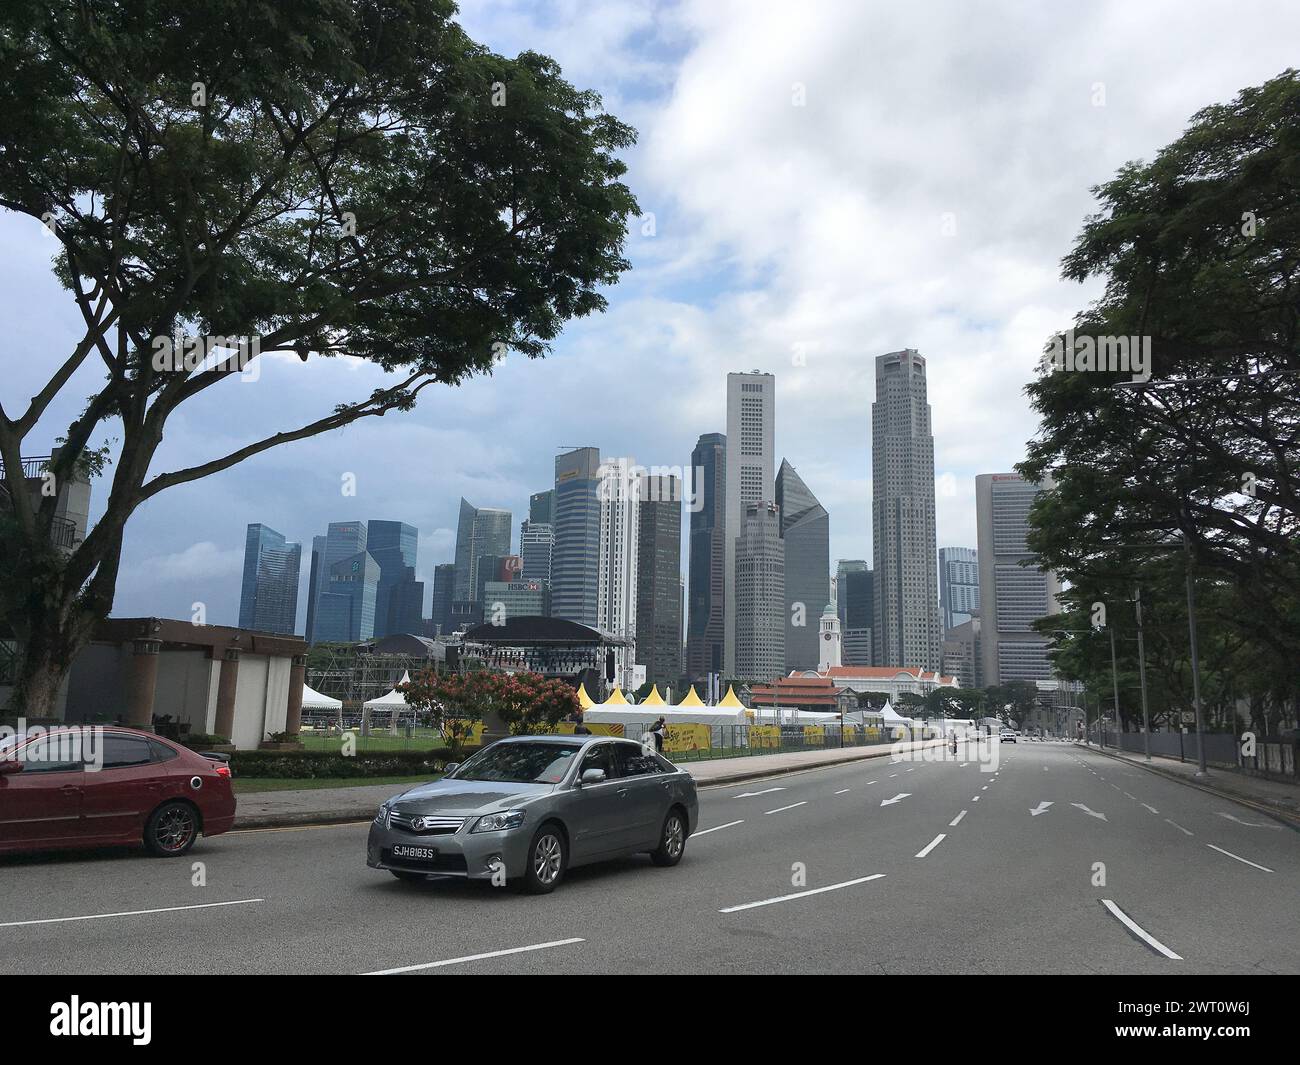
650, 716, 666, 753
573, 712, 591, 736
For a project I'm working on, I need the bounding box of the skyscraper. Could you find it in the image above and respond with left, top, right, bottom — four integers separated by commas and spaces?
551, 447, 601, 627
976, 473, 1063, 684
724, 371, 775, 676
316, 550, 380, 643
734, 501, 784, 683
939, 546, 980, 633
238, 524, 301, 635
429, 562, 456, 634
529, 489, 555, 525
636, 472, 683, 687
367, 520, 422, 637
519, 519, 554, 585
306, 521, 368, 643
836, 559, 874, 666
452, 499, 512, 606
872, 349, 941, 670
775, 459, 830, 672
596, 456, 639, 643
686, 432, 726, 682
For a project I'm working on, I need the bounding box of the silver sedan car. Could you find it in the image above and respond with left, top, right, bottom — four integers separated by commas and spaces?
366, 735, 699, 894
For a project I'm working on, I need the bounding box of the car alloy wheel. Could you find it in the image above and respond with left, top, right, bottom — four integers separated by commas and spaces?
533, 832, 563, 885
664, 814, 684, 859
145, 801, 198, 856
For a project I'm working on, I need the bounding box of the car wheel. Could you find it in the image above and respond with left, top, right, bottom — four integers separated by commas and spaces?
522, 823, 566, 894
144, 801, 199, 857
650, 808, 687, 867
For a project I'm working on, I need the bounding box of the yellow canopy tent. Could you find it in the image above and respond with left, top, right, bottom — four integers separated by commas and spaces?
717, 685, 746, 708
602, 686, 628, 705
677, 685, 705, 706
640, 685, 666, 706
576, 683, 594, 709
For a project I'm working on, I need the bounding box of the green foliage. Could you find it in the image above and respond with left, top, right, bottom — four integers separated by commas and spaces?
227, 748, 463, 779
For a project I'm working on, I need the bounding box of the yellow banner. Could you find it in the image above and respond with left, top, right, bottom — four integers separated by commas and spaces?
842, 725, 858, 742
556, 722, 624, 737
803, 725, 825, 745
665, 722, 711, 753
445, 719, 485, 745
749, 725, 780, 749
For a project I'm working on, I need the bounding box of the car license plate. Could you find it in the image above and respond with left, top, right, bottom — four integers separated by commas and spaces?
390, 844, 438, 863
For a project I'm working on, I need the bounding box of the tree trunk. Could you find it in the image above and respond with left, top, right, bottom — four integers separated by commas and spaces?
8, 599, 96, 721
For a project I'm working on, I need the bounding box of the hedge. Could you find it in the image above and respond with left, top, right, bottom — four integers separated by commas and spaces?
227, 746, 482, 780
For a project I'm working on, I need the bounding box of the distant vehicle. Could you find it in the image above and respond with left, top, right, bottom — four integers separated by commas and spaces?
1000, 729, 1017, 743
0, 725, 235, 857
367, 735, 699, 894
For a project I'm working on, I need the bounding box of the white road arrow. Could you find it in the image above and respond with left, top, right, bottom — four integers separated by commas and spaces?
1071, 803, 1108, 822
1030, 801, 1054, 816
1217, 812, 1282, 829
880, 793, 911, 807
733, 787, 785, 799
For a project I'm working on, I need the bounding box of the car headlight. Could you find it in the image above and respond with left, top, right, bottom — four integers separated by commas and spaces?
472, 809, 526, 833
374, 801, 391, 825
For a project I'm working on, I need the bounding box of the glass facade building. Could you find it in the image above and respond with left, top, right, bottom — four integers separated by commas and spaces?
687, 433, 726, 682
776, 459, 829, 673
238, 523, 301, 635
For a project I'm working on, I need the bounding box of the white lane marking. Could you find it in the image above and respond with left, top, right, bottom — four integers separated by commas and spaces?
1165, 819, 1193, 836
971, 795, 980, 802
720, 874, 886, 913
1071, 803, 1108, 821
980, 785, 988, 791
889, 773, 898, 778
915, 833, 946, 858
694, 819, 744, 837
959, 762, 969, 767
905, 768, 915, 773
865, 780, 878, 785
1030, 801, 1053, 816
1207, 844, 1274, 873
1123, 791, 1137, 800
880, 793, 911, 807
834, 789, 851, 795
364, 937, 584, 975
0, 898, 265, 929
1141, 803, 1159, 815
949, 810, 967, 826
764, 801, 808, 815
733, 787, 785, 799
1216, 812, 1282, 829
1101, 900, 1182, 960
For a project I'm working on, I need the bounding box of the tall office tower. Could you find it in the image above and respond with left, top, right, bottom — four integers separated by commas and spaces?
596, 457, 639, 642
306, 521, 367, 643
452, 499, 512, 605
551, 447, 602, 626
775, 459, 829, 672
238, 524, 302, 635
942, 616, 982, 688
836, 559, 874, 666
734, 501, 785, 683
636, 472, 683, 687
316, 550, 380, 643
476, 554, 523, 603
686, 432, 726, 683
529, 489, 555, 526
367, 520, 422, 637
482, 578, 551, 622
724, 372, 775, 676
872, 349, 941, 670
429, 562, 456, 634
939, 546, 980, 633
976, 473, 1063, 684
519, 520, 554, 584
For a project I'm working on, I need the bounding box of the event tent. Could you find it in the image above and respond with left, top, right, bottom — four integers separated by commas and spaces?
362, 671, 413, 710
583, 703, 750, 728
301, 683, 342, 711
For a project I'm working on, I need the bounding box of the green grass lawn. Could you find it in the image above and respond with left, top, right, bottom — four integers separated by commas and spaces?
232, 773, 439, 794
296, 728, 449, 753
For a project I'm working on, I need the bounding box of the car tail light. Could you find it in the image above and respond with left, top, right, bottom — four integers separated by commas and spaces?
212, 763, 232, 779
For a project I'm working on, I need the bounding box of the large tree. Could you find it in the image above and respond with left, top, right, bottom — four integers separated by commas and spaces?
0, 1, 638, 712
1021, 70, 1300, 702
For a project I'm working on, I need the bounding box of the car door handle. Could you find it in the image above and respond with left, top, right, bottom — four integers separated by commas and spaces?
60, 784, 82, 794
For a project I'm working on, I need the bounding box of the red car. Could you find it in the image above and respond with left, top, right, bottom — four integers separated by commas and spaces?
0, 725, 235, 856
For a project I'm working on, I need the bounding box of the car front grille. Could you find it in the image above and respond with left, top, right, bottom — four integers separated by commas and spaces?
387, 810, 466, 835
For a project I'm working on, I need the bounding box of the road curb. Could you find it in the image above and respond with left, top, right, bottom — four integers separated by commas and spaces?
231, 810, 376, 831
1074, 743, 1300, 829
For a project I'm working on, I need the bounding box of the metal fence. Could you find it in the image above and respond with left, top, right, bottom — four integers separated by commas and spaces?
1099, 728, 1299, 779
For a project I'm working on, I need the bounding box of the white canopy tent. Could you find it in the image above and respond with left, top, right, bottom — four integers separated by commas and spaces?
301, 683, 342, 711
583, 704, 749, 729
362, 671, 413, 711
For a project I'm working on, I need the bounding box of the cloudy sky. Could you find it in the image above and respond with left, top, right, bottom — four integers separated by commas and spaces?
4, 0, 1298, 630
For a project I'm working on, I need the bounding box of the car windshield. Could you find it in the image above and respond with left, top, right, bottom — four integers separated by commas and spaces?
451, 742, 582, 784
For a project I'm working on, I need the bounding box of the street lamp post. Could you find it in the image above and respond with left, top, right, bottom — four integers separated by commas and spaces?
1182, 531, 1208, 776
1133, 586, 1151, 761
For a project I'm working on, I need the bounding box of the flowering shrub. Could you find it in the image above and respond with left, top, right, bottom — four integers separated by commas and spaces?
401, 670, 579, 747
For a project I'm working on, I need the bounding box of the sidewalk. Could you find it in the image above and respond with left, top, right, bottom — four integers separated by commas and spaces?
1075, 741, 1300, 825
232, 739, 946, 830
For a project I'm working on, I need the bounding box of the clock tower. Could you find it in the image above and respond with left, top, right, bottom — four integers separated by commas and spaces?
818, 602, 842, 671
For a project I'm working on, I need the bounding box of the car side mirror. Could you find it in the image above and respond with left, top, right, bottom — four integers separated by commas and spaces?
442, 762, 460, 776
0, 759, 23, 776
579, 768, 606, 786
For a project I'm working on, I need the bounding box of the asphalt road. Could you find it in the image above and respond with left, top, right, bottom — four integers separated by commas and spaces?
2, 741, 1296, 975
